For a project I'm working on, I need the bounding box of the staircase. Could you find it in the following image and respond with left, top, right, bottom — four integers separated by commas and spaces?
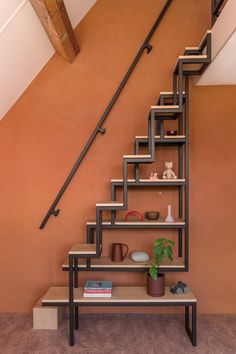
40, 30, 211, 346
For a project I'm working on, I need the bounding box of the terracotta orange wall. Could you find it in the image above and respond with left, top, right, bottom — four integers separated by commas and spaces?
0, 0, 236, 314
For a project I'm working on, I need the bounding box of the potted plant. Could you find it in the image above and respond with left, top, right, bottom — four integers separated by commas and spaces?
147, 238, 175, 297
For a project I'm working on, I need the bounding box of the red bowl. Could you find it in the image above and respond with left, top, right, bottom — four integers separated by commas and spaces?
166, 130, 177, 136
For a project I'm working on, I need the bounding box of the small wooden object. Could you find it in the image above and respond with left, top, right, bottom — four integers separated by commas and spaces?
33, 296, 65, 330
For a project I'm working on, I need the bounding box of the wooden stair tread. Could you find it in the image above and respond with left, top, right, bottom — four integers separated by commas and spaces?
96, 201, 123, 207
160, 91, 186, 95
185, 47, 199, 50
178, 54, 207, 60
151, 105, 179, 109
69, 244, 97, 255
87, 218, 185, 226
42, 286, 196, 304
135, 135, 186, 139
111, 178, 185, 183
62, 255, 185, 269
123, 154, 151, 158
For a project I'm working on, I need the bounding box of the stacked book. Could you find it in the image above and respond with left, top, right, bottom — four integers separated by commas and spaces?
83, 280, 112, 298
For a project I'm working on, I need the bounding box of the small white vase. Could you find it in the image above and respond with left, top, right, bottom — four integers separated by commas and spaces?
165, 205, 174, 222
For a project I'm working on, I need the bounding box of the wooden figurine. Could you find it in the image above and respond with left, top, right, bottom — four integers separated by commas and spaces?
162, 161, 177, 179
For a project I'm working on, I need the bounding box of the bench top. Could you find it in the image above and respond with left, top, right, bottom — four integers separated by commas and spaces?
42, 286, 196, 304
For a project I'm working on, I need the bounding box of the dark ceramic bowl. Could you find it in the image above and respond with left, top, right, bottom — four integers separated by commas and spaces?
166, 130, 177, 136
145, 211, 160, 220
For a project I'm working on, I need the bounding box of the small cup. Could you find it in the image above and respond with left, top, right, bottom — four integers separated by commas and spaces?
145, 211, 160, 220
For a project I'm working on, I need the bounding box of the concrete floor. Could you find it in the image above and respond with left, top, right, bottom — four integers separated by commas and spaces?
0, 314, 235, 354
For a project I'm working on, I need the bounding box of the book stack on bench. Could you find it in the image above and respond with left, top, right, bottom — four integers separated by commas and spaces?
83, 280, 112, 298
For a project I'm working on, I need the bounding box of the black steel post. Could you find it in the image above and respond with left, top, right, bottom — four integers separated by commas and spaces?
184, 76, 189, 271
69, 255, 75, 346
111, 183, 116, 224
134, 139, 140, 182
192, 303, 197, 346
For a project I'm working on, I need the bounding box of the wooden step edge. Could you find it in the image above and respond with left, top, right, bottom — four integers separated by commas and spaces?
115, 220, 185, 226
62, 256, 185, 269
96, 202, 124, 207
160, 91, 186, 95
86, 220, 185, 226
151, 105, 179, 109
185, 47, 199, 50
69, 243, 97, 255
42, 286, 197, 304
123, 154, 151, 159
135, 135, 185, 139
111, 178, 186, 183
178, 54, 208, 60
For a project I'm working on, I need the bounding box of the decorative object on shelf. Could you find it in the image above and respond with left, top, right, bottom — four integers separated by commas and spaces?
131, 251, 150, 263
111, 243, 129, 262
166, 130, 177, 136
145, 211, 160, 220
83, 280, 112, 298
165, 205, 174, 222
170, 281, 191, 295
149, 172, 159, 180
147, 238, 175, 297
162, 161, 177, 179
124, 210, 144, 222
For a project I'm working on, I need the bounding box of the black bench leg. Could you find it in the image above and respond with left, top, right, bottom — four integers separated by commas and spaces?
185, 304, 197, 347
75, 306, 79, 330
69, 306, 75, 346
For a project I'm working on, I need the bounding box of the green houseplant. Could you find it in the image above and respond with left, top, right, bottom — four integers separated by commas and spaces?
147, 238, 175, 297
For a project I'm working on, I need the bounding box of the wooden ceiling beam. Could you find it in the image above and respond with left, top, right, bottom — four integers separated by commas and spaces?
30, 0, 79, 62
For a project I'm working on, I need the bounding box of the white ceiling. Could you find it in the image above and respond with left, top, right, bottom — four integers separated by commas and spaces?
196, 0, 236, 86
0, 0, 97, 120
0, 0, 23, 28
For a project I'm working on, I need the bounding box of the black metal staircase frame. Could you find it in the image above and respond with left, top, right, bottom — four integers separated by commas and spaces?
62, 32, 212, 346
38, 2, 214, 346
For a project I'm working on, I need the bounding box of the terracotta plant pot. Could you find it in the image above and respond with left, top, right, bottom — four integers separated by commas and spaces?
147, 273, 165, 297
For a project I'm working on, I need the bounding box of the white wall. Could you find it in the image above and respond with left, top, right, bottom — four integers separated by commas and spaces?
0, 0, 97, 120
196, 0, 236, 86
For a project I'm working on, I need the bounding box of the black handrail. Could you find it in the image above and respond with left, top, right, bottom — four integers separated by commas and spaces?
39, 0, 173, 229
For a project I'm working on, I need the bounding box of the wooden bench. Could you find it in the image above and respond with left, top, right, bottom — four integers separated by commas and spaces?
42, 286, 197, 347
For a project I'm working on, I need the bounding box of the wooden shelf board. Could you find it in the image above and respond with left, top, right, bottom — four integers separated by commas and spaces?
111, 178, 185, 183
87, 219, 185, 226
135, 135, 186, 139
151, 105, 179, 109
178, 54, 207, 60
42, 286, 196, 304
160, 91, 186, 95
69, 244, 97, 255
62, 256, 185, 269
96, 201, 123, 207
123, 154, 151, 159
185, 47, 199, 50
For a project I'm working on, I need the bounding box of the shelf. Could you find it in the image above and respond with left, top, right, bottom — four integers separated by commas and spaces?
96, 201, 123, 207
86, 219, 185, 229
111, 179, 186, 186
62, 256, 185, 270
135, 135, 186, 146
42, 286, 196, 305
135, 135, 185, 139
69, 244, 97, 255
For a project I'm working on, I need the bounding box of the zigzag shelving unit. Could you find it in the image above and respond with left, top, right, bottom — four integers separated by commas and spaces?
41, 30, 212, 346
